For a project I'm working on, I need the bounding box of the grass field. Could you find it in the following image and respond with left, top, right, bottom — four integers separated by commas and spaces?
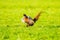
0, 0, 60, 40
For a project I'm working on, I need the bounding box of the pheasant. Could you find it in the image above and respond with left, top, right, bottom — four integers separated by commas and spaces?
22, 12, 42, 27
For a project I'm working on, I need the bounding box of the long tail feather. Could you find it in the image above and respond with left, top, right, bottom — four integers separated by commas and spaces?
33, 12, 42, 22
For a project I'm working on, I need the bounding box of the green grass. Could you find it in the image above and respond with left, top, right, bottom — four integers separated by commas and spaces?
0, 0, 60, 40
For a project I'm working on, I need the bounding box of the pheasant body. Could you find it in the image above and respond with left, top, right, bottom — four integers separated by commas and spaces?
22, 12, 41, 27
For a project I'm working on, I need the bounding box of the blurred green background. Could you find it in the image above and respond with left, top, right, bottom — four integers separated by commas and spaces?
0, 0, 60, 40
